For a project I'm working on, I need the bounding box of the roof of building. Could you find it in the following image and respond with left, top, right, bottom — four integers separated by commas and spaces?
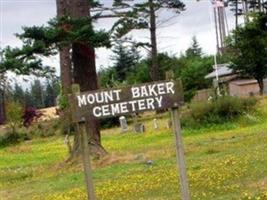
229, 79, 258, 86
205, 64, 234, 79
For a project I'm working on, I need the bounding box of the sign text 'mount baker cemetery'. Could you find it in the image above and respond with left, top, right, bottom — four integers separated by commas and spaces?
71, 80, 183, 121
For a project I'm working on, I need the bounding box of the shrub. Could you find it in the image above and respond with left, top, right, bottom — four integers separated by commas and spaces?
0, 129, 31, 147
182, 96, 257, 127
6, 101, 23, 135
27, 119, 61, 138
23, 107, 42, 127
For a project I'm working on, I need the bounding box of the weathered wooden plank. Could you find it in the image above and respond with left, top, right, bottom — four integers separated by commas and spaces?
170, 108, 191, 200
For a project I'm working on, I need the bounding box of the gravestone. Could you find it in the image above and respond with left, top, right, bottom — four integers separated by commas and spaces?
134, 123, 145, 133
119, 116, 128, 132
166, 119, 172, 129
153, 118, 158, 129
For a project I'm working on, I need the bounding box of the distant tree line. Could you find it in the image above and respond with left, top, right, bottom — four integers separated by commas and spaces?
7, 77, 60, 109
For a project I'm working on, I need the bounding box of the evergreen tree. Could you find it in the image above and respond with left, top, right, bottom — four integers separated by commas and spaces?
112, 0, 185, 81
12, 83, 25, 105
185, 36, 202, 58
99, 67, 117, 88
126, 53, 179, 84
44, 81, 55, 107
226, 13, 267, 95
24, 89, 35, 107
180, 56, 213, 101
31, 79, 44, 108
111, 42, 140, 82
44, 77, 60, 107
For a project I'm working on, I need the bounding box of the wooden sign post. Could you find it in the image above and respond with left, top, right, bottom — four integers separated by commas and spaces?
170, 108, 191, 200
70, 80, 190, 200
78, 121, 96, 200
71, 85, 96, 200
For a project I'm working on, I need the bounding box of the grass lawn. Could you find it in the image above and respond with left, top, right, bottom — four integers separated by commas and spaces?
1, 98, 267, 200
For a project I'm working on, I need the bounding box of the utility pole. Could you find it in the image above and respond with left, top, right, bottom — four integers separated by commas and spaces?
212, 0, 229, 54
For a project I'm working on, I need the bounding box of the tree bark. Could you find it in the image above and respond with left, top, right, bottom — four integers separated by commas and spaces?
257, 78, 264, 95
56, 0, 72, 94
69, 0, 107, 158
149, 0, 160, 81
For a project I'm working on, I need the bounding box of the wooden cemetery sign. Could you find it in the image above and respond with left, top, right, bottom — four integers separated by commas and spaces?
70, 80, 191, 200
71, 81, 183, 121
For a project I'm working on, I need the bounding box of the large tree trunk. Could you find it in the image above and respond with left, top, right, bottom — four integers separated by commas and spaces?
56, 0, 75, 159
69, 0, 107, 158
149, 0, 160, 81
56, 0, 72, 94
257, 78, 264, 95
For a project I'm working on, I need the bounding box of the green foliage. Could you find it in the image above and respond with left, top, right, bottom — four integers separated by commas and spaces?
58, 89, 69, 110
13, 83, 25, 105
150, 53, 180, 80
0, 16, 110, 77
0, 45, 54, 77
99, 41, 141, 87
30, 79, 45, 109
99, 67, 117, 88
179, 56, 213, 101
164, 37, 214, 101
111, 41, 141, 83
18, 16, 111, 49
28, 120, 60, 138
226, 13, 267, 93
0, 128, 30, 147
126, 53, 180, 84
100, 36, 213, 102
6, 101, 23, 138
182, 96, 257, 127
44, 78, 60, 108
9, 77, 59, 109
185, 36, 202, 58
24, 89, 35, 107
1, 98, 267, 199
126, 61, 151, 84
112, 0, 185, 37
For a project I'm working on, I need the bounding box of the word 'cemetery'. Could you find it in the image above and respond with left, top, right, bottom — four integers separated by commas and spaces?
73, 81, 182, 120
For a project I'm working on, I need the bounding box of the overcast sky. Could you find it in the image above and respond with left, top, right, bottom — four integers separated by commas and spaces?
0, 0, 236, 84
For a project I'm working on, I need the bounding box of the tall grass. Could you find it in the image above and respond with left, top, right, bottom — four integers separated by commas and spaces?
182, 96, 257, 128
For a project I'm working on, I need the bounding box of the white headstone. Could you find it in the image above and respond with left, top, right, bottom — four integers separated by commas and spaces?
166, 119, 172, 129
119, 116, 128, 132
153, 118, 158, 129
